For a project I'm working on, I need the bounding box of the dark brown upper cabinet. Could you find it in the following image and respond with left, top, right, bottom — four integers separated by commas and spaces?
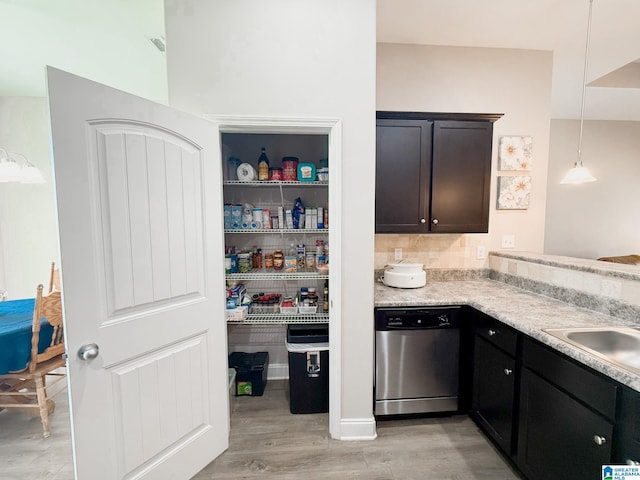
375, 112, 502, 234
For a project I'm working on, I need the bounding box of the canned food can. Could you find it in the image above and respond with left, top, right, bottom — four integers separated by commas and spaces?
282, 156, 299, 181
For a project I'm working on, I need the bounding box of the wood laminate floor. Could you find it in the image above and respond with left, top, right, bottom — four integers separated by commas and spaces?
194, 380, 522, 480
0, 389, 74, 480
0, 380, 521, 479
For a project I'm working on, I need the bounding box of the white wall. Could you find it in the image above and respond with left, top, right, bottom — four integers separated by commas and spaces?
0, 97, 59, 299
545, 119, 640, 259
165, 0, 376, 438
0, 0, 168, 103
376, 44, 554, 268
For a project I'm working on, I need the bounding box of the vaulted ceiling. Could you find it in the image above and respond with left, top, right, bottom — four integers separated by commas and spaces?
377, 0, 640, 121
1, 1, 639, 121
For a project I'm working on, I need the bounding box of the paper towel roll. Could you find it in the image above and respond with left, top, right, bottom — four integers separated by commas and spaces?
237, 163, 256, 182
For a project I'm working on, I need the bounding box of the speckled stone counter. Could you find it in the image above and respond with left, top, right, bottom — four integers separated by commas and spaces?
374, 278, 640, 392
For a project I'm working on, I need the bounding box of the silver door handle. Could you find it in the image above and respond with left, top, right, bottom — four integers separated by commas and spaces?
78, 343, 100, 361
593, 435, 607, 446
504, 368, 513, 376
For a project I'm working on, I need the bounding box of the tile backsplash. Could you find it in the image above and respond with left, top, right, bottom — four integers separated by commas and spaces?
375, 234, 488, 269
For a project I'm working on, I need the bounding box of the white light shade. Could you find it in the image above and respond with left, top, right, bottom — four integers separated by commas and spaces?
0, 157, 22, 182
20, 163, 46, 184
560, 163, 597, 184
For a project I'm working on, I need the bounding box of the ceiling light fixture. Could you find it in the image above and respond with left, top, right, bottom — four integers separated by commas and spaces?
560, 0, 597, 185
0, 148, 46, 184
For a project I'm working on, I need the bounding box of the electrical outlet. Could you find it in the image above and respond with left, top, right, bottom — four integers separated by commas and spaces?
476, 245, 486, 259
394, 248, 403, 260
501, 234, 516, 249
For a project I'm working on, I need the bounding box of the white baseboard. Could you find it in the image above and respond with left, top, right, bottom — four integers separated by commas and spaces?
338, 417, 377, 440
267, 363, 289, 380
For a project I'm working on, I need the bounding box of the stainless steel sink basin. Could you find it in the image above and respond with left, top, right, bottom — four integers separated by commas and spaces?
544, 326, 640, 376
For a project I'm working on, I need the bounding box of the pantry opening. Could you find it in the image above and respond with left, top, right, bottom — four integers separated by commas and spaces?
210, 116, 343, 438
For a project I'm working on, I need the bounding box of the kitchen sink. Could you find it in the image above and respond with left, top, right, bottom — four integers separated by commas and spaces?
544, 326, 640, 376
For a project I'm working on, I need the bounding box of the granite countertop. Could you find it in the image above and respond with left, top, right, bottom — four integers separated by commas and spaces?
374, 278, 640, 392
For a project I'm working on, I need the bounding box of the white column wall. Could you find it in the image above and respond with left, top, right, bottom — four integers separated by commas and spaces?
164, 0, 376, 438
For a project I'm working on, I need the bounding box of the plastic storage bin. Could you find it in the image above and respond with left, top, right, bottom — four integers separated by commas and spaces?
228, 351, 269, 396
286, 324, 329, 414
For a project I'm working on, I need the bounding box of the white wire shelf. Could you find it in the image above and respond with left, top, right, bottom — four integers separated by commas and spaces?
223, 180, 327, 187
226, 269, 329, 280
227, 313, 330, 324
224, 228, 328, 234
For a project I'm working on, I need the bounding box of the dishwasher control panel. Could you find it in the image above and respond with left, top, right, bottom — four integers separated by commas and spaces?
375, 306, 461, 330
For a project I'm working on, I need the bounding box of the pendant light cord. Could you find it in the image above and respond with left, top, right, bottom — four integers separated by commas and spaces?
577, 0, 594, 166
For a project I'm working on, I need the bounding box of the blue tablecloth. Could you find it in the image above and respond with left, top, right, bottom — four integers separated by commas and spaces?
0, 299, 54, 374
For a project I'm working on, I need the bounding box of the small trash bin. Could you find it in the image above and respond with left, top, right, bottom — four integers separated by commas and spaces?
286, 324, 329, 414
228, 351, 269, 396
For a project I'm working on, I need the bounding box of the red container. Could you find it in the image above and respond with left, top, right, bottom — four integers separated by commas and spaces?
269, 167, 283, 181
282, 156, 299, 181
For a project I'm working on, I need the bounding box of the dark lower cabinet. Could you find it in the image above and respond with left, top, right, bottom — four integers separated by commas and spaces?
614, 387, 640, 466
472, 336, 516, 454
467, 313, 635, 480
517, 367, 613, 480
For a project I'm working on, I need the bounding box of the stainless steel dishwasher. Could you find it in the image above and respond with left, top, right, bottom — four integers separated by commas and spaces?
375, 306, 461, 416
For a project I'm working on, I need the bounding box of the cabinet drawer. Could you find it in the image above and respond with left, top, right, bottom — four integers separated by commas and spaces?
474, 312, 517, 356
522, 338, 617, 420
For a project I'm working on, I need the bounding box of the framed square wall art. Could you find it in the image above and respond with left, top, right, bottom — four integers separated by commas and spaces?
499, 136, 533, 171
497, 175, 531, 210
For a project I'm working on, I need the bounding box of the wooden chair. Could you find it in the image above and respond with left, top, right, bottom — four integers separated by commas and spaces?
0, 284, 67, 437
48, 261, 60, 293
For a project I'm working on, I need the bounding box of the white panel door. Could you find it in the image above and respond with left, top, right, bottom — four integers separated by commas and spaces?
47, 67, 228, 480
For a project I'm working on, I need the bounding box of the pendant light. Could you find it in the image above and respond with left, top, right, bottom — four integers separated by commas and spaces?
560, 0, 597, 185
0, 148, 46, 184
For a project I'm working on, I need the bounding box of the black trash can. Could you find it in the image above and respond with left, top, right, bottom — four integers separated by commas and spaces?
286, 324, 329, 414
228, 351, 269, 396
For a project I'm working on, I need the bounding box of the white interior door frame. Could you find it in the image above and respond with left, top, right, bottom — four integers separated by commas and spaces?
206, 114, 343, 438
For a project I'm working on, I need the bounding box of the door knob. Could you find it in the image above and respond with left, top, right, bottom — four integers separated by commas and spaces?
593, 435, 607, 446
488, 329, 497, 336
78, 343, 100, 361
504, 368, 513, 376
420, 218, 426, 224
432, 218, 439, 225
